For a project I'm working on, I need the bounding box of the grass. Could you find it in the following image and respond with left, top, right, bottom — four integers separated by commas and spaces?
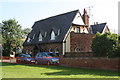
1, 62, 120, 78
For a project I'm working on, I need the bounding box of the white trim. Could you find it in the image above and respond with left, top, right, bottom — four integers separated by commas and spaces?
27, 38, 31, 42
45, 32, 47, 37
62, 26, 72, 55
102, 25, 107, 34
33, 34, 35, 39
72, 12, 84, 25
58, 29, 60, 36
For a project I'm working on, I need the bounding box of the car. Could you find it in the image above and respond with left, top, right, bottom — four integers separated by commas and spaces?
16, 54, 35, 64
35, 52, 59, 65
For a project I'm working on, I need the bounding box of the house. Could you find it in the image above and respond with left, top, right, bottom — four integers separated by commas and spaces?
90, 22, 109, 34
23, 9, 109, 57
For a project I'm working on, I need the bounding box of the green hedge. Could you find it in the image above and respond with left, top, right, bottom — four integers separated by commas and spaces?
92, 32, 120, 58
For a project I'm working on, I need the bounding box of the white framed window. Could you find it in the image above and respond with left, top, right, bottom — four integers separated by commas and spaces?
49, 48, 53, 52
58, 29, 60, 36
55, 48, 59, 53
45, 32, 47, 37
75, 47, 81, 52
33, 34, 35, 39
27, 38, 31, 42
39, 33, 42, 41
76, 27, 80, 33
51, 30, 55, 40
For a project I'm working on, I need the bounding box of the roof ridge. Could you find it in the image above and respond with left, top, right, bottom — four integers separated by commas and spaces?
36, 9, 79, 22
91, 22, 106, 26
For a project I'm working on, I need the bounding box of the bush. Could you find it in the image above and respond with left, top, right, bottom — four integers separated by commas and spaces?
92, 32, 119, 58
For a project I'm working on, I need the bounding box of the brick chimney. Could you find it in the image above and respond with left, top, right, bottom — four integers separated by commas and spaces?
82, 9, 89, 30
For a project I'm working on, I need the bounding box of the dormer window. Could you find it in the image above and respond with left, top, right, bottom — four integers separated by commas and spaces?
33, 34, 35, 39
27, 38, 31, 42
58, 29, 60, 36
51, 30, 55, 40
45, 32, 47, 37
39, 33, 42, 41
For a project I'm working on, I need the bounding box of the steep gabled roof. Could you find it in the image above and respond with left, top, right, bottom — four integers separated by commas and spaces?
23, 10, 79, 46
90, 23, 107, 34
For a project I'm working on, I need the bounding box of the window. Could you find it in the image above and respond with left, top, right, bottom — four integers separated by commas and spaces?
51, 30, 55, 40
27, 38, 31, 42
75, 47, 81, 52
49, 48, 53, 52
76, 27, 80, 33
45, 32, 47, 37
33, 34, 35, 39
55, 48, 59, 53
39, 33, 42, 41
58, 29, 60, 36
55, 48, 59, 56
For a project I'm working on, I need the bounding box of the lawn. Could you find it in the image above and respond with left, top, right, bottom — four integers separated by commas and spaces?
1, 62, 120, 78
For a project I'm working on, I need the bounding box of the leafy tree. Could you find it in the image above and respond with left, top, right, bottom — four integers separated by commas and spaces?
92, 32, 119, 57
1, 19, 23, 56
22, 28, 31, 39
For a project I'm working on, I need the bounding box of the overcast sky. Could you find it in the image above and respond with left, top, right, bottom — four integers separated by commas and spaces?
0, 0, 119, 33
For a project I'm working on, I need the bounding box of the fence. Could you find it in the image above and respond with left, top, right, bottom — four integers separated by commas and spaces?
1, 56, 17, 63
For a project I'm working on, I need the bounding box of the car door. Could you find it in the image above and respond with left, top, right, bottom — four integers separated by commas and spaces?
35, 53, 42, 64
41, 53, 48, 64
20, 55, 25, 62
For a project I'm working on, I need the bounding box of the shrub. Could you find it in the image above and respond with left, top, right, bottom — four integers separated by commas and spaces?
92, 32, 119, 57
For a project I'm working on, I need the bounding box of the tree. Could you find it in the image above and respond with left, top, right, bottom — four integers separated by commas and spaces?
1, 19, 23, 56
22, 28, 31, 39
92, 32, 119, 57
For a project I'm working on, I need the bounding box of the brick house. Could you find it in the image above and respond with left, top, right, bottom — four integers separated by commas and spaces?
23, 9, 109, 56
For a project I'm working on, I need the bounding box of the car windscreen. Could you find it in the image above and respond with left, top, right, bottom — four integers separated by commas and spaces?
24, 54, 31, 57
44, 53, 51, 57
36, 53, 51, 57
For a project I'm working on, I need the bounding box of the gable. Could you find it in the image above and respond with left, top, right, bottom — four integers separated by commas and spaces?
72, 12, 84, 25
90, 23, 107, 34
102, 25, 110, 33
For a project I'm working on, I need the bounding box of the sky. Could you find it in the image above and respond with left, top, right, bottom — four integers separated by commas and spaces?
0, 0, 119, 33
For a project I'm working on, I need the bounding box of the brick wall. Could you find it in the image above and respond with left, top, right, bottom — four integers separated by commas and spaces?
65, 52, 93, 57
23, 42, 63, 56
70, 32, 95, 52
59, 57, 120, 70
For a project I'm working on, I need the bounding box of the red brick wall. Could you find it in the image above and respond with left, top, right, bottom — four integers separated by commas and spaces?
65, 52, 93, 57
59, 57, 120, 70
39, 43, 63, 55
23, 43, 63, 56
70, 32, 95, 52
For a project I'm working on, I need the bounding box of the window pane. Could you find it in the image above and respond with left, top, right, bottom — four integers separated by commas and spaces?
51, 31, 55, 40
76, 27, 80, 33
39, 33, 42, 41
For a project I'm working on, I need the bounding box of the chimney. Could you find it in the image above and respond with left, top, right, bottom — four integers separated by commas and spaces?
82, 9, 89, 30
94, 22, 98, 25
96, 22, 98, 24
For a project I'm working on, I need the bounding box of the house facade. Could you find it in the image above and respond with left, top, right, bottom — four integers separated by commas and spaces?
23, 9, 109, 57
